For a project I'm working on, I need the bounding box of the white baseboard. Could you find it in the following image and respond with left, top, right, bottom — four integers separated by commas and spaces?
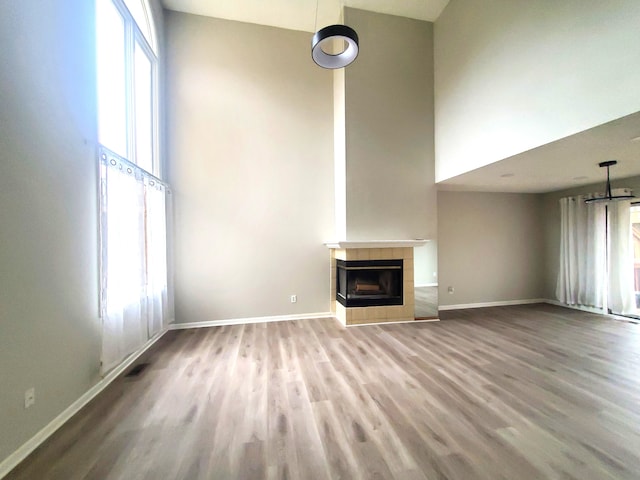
347, 317, 440, 327
542, 298, 606, 314
415, 283, 438, 288
438, 298, 609, 314
169, 312, 335, 330
0, 330, 168, 479
438, 298, 547, 311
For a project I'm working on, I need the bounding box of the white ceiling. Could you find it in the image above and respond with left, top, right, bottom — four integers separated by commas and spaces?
161, 0, 451, 32
161, 0, 640, 195
438, 112, 640, 193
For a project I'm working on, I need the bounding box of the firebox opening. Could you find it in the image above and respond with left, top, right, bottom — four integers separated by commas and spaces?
336, 259, 403, 307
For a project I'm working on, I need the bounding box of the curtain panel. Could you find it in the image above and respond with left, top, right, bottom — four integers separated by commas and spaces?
556, 196, 606, 308
99, 148, 169, 374
608, 200, 636, 315
556, 195, 636, 315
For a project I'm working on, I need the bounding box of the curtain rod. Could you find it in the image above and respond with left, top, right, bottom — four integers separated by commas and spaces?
98, 145, 171, 190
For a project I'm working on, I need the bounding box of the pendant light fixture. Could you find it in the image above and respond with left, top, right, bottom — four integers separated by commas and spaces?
311, 0, 359, 69
584, 160, 636, 204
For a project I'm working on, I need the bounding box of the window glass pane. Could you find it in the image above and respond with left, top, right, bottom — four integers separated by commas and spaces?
123, 0, 156, 52
134, 41, 153, 173
96, 0, 127, 157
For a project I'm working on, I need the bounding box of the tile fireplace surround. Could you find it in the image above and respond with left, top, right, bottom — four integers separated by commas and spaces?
325, 240, 427, 326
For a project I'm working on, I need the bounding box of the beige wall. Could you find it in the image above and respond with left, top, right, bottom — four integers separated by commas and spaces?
438, 191, 544, 306
542, 175, 640, 300
434, 0, 640, 182
166, 12, 335, 322
343, 9, 436, 242
0, 0, 100, 464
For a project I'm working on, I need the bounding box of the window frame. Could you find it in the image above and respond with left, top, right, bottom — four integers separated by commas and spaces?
97, 0, 160, 177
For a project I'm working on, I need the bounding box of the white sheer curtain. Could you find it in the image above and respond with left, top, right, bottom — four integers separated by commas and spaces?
99, 150, 169, 374
144, 180, 168, 338
556, 196, 606, 308
608, 200, 636, 315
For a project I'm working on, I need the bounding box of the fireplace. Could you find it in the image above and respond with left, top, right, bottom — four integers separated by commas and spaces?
336, 259, 403, 307
326, 241, 426, 325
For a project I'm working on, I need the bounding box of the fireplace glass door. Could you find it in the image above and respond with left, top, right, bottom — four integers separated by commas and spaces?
336, 259, 403, 307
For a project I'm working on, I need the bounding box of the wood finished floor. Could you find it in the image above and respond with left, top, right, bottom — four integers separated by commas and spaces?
7, 304, 640, 480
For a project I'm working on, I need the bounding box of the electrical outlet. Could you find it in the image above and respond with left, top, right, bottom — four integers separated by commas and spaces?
24, 388, 35, 409
290, 295, 297, 303
448, 286, 455, 294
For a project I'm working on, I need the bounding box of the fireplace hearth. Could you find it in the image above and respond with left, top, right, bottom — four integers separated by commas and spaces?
336, 259, 403, 307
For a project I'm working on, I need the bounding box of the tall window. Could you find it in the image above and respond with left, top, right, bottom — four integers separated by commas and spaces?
96, 0, 168, 373
96, 0, 158, 173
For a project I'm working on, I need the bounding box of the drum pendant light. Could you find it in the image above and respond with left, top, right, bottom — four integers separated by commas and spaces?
311, 24, 359, 69
311, 0, 358, 69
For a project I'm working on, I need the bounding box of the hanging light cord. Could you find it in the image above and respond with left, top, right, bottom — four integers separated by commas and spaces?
314, 0, 319, 33
605, 163, 613, 198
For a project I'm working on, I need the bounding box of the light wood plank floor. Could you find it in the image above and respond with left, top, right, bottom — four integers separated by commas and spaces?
7, 304, 640, 479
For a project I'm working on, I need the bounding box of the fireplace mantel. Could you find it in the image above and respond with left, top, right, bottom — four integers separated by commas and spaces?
324, 239, 429, 249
